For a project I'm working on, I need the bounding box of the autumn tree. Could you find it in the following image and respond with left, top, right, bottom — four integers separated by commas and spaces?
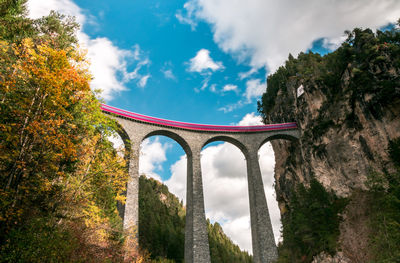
0, 1, 129, 261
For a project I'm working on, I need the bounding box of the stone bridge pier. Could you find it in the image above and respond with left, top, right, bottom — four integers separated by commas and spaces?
102, 104, 299, 263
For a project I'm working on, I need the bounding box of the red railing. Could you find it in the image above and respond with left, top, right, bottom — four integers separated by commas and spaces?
101, 104, 297, 133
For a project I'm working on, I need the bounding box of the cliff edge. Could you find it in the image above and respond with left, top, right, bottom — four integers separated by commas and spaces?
258, 25, 400, 262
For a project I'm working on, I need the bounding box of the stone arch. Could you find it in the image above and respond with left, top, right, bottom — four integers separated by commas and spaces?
202, 135, 249, 158
143, 129, 192, 157
258, 132, 299, 152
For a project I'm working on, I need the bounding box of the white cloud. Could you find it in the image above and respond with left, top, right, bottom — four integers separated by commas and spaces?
323, 35, 348, 51
188, 49, 224, 73
109, 133, 124, 152
222, 84, 238, 92
238, 68, 258, 80
218, 79, 266, 113
222, 216, 252, 252
237, 112, 262, 126
175, 2, 198, 30
259, 142, 281, 244
244, 78, 265, 102
194, 76, 211, 92
27, 0, 151, 100
162, 69, 176, 80
138, 74, 151, 88
181, 0, 400, 72
218, 101, 244, 113
209, 84, 217, 93
200, 76, 210, 90
139, 138, 171, 181
28, 0, 85, 24
165, 156, 187, 204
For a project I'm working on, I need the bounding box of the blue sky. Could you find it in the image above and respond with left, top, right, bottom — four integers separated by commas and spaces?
76, 0, 268, 125
28, 0, 400, 253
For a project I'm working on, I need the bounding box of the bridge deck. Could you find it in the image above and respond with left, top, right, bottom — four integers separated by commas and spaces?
101, 104, 297, 133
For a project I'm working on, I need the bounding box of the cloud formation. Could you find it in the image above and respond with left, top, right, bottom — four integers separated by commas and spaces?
188, 49, 224, 73
162, 69, 176, 80
218, 78, 266, 113
28, 0, 85, 24
244, 78, 265, 102
175, 2, 198, 31
237, 112, 263, 126
139, 138, 172, 181
27, 0, 151, 100
138, 74, 151, 88
179, 0, 400, 72
222, 84, 238, 93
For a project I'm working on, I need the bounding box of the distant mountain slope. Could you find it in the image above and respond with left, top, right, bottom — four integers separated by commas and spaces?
138, 176, 253, 262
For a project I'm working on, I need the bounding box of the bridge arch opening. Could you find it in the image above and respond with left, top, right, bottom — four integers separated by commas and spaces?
143, 130, 192, 158
258, 133, 298, 152
138, 133, 188, 259
107, 122, 132, 220
257, 134, 300, 245
201, 139, 252, 253
108, 121, 131, 162
202, 136, 249, 158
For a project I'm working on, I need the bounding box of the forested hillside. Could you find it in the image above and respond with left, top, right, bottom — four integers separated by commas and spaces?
139, 176, 253, 263
258, 23, 400, 262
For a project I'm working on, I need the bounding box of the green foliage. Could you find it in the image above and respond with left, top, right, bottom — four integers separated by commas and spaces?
366, 171, 400, 262
277, 179, 348, 262
208, 221, 252, 263
139, 175, 252, 262
0, 217, 77, 263
0, 0, 78, 48
389, 138, 400, 167
258, 65, 290, 115
139, 176, 186, 262
0, 0, 34, 42
365, 141, 400, 262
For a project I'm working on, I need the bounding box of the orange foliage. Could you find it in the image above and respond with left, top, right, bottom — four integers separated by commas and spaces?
0, 37, 130, 261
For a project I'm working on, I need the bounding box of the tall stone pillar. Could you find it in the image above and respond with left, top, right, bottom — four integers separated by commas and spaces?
124, 140, 141, 253
185, 147, 211, 263
246, 149, 278, 262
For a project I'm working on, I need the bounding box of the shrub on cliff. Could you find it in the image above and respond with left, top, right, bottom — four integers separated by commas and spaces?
277, 179, 347, 262
365, 138, 400, 262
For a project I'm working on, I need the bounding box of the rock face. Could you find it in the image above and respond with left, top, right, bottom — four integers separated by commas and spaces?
311, 252, 350, 263
268, 67, 400, 202
258, 27, 400, 260
260, 34, 400, 204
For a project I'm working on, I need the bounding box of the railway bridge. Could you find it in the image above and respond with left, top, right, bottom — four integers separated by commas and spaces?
101, 104, 300, 263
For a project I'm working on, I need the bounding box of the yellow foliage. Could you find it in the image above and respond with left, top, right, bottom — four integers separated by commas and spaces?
1, 36, 129, 260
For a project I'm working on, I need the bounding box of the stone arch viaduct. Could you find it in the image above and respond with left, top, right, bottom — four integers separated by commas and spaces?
101, 104, 300, 263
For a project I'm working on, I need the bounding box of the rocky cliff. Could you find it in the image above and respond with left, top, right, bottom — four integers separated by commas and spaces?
258, 26, 400, 261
